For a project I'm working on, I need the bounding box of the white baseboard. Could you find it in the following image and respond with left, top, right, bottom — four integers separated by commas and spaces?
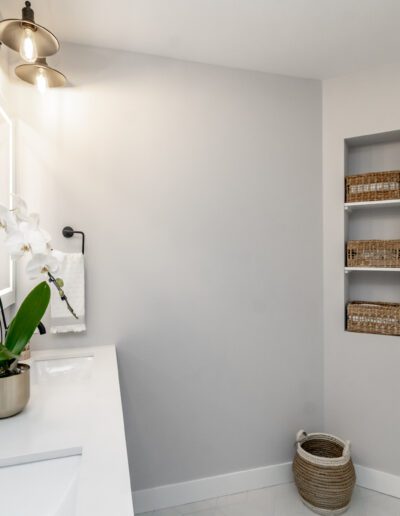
133, 461, 293, 514
133, 462, 400, 514
355, 465, 400, 499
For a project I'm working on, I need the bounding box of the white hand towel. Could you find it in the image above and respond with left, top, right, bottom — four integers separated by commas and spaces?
50, 252, 86, 334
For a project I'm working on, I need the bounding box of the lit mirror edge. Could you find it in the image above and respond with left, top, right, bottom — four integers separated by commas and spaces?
0, 103, 15, 309
0, 257, 16, 308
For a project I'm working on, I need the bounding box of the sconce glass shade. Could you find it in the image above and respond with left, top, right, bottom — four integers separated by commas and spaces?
15, 58, 66, 89
0, 19, 59, 58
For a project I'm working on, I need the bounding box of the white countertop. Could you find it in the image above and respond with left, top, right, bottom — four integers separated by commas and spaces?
0, 345, 134, 516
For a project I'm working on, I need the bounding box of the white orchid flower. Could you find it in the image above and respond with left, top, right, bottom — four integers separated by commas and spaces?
5, 221, 51, 259
12, 195, 33, 223
26, 253, 60, 279
1, 196, 77, 319
0, 203, 18, 233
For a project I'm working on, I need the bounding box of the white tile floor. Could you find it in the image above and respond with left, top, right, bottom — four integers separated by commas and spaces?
138, 483, 400, 516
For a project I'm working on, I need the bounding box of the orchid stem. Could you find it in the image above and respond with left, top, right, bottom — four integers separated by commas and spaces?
47, 272, 79, 319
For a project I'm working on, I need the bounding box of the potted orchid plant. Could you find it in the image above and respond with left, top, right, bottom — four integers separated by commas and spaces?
0, 197, 76, 418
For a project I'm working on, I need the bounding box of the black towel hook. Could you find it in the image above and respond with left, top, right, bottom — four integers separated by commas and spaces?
62, 226, 85, 254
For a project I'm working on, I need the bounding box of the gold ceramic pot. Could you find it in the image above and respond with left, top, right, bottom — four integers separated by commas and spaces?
0, 364, 30, 419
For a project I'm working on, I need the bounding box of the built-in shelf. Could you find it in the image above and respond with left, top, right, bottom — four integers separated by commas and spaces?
344, 199, 400, 211
345, 267, 400, 273
343, 130, 400, 336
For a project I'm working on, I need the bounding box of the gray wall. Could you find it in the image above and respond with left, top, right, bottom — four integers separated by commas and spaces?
323, 63, 400, 476
9, 44, 323, 490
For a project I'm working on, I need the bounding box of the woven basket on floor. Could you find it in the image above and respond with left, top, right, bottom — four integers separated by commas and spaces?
347, 301, 400, 336
345, 170, 400, 203
346, 240, 400, 268
293, 430, 356, 515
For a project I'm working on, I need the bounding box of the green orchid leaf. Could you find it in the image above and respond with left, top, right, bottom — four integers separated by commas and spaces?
5, 281, 50, 357
0, 344, 17, 361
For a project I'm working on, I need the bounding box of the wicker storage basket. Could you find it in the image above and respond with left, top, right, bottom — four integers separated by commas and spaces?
346, 240, 400, 268
293, 430, 356, 515
347, 301, 400, 336
345, 171, 400, 203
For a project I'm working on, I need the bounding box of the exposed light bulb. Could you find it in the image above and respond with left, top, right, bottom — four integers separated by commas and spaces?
20, 27, 38, 63
35, 68, 48, 93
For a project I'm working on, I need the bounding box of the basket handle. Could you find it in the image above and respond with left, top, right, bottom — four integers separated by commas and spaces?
295, 429, 308, 444
343, 440, 351, 459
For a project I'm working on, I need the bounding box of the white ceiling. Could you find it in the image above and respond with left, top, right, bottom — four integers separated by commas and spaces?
1, 0, 400, 79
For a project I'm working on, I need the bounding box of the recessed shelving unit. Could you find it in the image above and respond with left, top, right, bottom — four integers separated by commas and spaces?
344, 129, 400, 334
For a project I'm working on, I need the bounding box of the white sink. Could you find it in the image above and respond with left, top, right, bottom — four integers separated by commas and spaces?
33, 356, 94, 386
0, 453, 82, 516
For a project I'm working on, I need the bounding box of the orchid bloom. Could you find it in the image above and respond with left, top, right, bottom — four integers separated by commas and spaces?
5, 221, 51, 259
12, 195, 36, 223
0, 197, 56, 273
0, 204, 18, 233
26, 253, 60, 279
0, 197, 77, 319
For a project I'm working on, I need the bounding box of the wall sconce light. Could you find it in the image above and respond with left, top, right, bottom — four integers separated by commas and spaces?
15, 58, 66, 93
0, 1, 67, 90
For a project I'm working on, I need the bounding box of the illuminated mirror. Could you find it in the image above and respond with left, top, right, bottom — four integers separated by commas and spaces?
0, 104, 15, 308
